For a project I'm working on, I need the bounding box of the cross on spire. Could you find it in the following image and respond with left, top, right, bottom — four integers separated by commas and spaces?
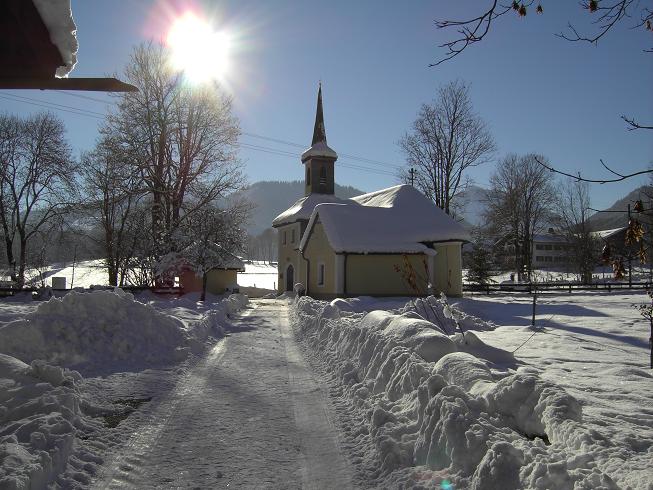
311, 82, 327, 146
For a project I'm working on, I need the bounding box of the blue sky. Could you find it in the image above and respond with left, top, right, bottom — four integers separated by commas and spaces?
1, 0, 651, 210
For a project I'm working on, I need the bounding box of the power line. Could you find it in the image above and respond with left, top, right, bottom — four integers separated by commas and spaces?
29, 91, 404, 171
55, 90, 116, 105
0, 93, 404, 176
239, 142, 397, 177
1, 92, 106, 117
0, 94, 104, 120
242, 130, 403, 170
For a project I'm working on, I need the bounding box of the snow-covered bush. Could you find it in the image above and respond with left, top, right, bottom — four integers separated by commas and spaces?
291, 296, 619, 489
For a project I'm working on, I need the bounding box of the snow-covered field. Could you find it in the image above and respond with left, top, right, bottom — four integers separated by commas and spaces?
236, 261, 277, 290
291, 292, 653, 489
18, 259, 278, 291
480, 265, 653, 284
0, 290, 248, 488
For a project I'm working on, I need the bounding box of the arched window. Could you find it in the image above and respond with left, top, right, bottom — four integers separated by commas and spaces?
306, 166, 311, 185
319, 166, 327, 186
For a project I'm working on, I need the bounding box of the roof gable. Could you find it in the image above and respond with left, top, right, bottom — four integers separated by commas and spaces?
299, 185, 470, 254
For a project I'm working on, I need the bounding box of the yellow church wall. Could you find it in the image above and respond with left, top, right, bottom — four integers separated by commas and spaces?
277, 222, 305, 293
345, 254, 429, 296
302, 221, 337, 298
433, 242, 463, 297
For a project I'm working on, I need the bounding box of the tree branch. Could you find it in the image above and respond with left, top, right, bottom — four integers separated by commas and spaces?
622, 115, 653, 131
534, 156, 652, 183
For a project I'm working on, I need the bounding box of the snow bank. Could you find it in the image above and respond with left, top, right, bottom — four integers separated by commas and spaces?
0, 354, 102, 489
0, 290, 248, 374
292, 296, 621, 489
0, 290, 186, 372
189, 293, 249, 342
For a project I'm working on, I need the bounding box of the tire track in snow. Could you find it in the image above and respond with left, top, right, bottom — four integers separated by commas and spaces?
92, 340, 229, 488
92, 300, 354, 489
278, 304, 355, 489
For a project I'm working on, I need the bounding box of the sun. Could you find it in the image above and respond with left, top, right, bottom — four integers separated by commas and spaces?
166, 11, 231, 84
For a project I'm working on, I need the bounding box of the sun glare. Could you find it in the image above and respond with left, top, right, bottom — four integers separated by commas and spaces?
166, 12, 231, 84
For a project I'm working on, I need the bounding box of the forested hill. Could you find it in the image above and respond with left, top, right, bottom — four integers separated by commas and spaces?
240, 181, 364, 235
588, 186, 652, 231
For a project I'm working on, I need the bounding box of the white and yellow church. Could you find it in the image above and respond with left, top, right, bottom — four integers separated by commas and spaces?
272, 85, 470, 299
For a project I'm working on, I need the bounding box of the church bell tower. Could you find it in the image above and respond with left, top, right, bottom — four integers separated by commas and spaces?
301, 83, 338, 196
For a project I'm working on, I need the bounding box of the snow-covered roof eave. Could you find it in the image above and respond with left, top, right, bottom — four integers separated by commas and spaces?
32, 0, 78, 77
300, 141, 338, 162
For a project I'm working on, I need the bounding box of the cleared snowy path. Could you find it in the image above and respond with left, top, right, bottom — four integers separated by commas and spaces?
93, 299, 353, 489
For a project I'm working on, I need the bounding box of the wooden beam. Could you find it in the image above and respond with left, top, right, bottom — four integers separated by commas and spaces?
0, 77, 138, 92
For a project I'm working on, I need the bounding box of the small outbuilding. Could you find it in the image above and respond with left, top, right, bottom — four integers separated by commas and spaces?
163, 243, 245, 296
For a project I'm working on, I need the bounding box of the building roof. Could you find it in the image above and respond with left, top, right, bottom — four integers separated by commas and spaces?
299, 184, 471, 254
272, 193, 350, 227
591, 227, 625, 239
532, 233, 569, 243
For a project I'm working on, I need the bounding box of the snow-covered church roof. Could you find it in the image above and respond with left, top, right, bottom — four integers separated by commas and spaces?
298, 184, 471, 254
272, 193, 350, 227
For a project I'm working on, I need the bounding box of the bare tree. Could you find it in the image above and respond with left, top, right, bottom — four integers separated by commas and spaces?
399, 80, 495, 215
486, 153, 557, 280
556, 180, 597, 283
433, 2, 652, 138
104, 43, 245, 264
433, 1, 652, 67
81, 136, 148, 286
246, 228, 278, 263
159, 201, 249, 300
0, 113, 77, 287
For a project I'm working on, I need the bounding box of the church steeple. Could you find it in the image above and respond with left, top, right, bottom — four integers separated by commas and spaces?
311, 82, 327, 146
302, 83, 338, 196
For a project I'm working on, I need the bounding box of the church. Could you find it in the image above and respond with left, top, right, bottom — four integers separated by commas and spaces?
272, 85, 470, 299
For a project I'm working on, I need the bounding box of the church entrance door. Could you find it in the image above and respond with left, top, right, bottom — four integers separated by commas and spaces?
286, 264, 294, 292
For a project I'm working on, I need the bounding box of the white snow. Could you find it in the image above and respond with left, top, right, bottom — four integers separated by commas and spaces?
0, 354, 98, 489
291, 292, 652, 489
272, 193, 350, 227
237, 261, 277, 290
0, 290, 249, 488
301, 140, 338, 161
24, 259, 109, 289
32, 0, 78, 77
299, 185, 470, 253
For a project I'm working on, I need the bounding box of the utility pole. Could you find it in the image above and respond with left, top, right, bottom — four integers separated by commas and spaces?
409, 168, 416, 187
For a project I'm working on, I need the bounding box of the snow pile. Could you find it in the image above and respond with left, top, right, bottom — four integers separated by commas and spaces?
330, 295, 494, 334
0, 290, 250, 374
0, 354, 102, 489
0, 290, 188, 372
32, 0, 78, 77
292, 296, 621, 489
191, 293, 249, 341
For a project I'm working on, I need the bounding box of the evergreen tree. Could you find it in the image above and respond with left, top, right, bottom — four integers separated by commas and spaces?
466, 242, 495, 285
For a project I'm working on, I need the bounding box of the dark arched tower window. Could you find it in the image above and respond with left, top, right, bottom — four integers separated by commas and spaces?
306, 166, 311, 185
319, 166, 327, 190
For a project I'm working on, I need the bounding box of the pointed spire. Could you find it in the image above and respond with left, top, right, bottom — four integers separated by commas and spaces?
311, 82, 327, 146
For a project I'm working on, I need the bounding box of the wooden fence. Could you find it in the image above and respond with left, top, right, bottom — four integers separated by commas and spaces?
463, 281, 652, 295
